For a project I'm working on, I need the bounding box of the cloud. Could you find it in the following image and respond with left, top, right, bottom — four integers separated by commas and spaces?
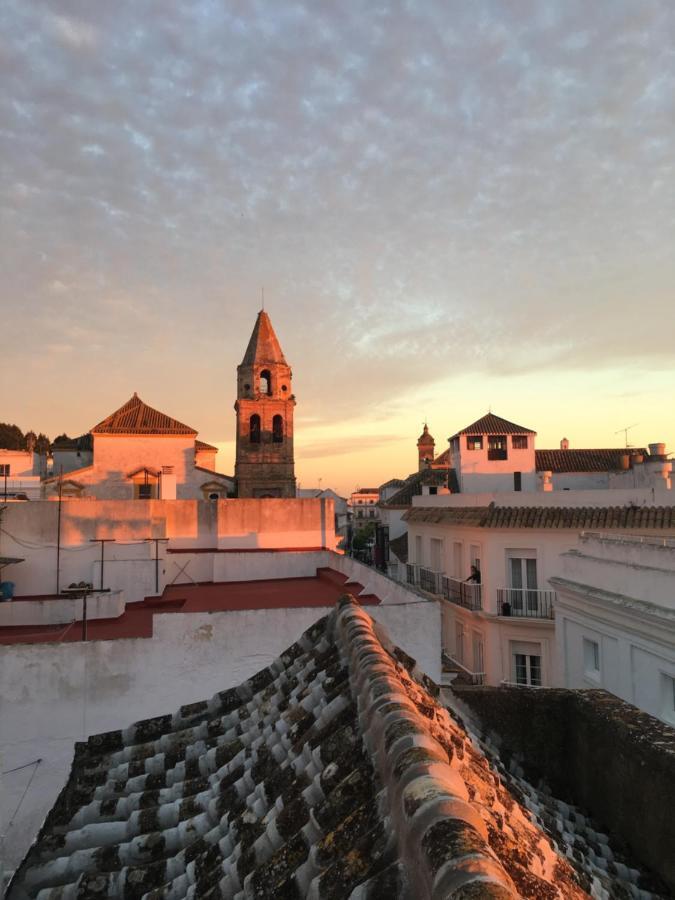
46, 14, 98, 50
0, 0, 674, 446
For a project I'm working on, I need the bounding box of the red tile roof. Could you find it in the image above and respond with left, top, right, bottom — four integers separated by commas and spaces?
536, 448, 648, 473
433, 448, 450, 465
0, 569, 380, 646
451, 412, 536, 438
195, 439, 218, 451
405, 503, 675, 530
91, 393, 197, 435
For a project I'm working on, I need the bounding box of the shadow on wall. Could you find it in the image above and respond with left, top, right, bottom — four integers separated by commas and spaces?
452, 685, 675, 895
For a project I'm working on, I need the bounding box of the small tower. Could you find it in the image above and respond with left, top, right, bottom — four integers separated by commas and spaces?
234, 311, 296, 498
417, 423, 435, 471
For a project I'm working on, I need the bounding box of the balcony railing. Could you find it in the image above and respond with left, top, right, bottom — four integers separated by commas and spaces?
419, 566, 442, 594
496, 588, 555, 619
441, 576, 482, 611
487, 448, 507, 460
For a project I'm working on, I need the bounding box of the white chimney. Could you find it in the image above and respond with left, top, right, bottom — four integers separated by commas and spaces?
560, 437, 569, 450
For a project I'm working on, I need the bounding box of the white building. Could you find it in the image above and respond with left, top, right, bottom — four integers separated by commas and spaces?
348, 487, 380, 525
552, 532, 675, 725
0, 448, 45, 500
443, 411, 671, 495
403, 489, 675, 689
42, 393, 233, 501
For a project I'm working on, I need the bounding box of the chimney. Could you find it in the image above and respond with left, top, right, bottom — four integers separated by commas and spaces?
560, 437, 569, 450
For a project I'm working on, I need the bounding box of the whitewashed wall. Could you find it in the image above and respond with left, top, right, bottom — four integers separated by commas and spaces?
0, 554, 440, 871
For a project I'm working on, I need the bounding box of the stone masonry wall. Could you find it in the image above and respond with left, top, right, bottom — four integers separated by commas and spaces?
452, 686, 675, 893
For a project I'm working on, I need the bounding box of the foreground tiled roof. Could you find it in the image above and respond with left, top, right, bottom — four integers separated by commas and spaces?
11, 597, 599, 900
196, 440, 218, 451
91, 394, 197, 436
405, 502, 675, 530
535, 448, 649, 473
451, 413, 535, 438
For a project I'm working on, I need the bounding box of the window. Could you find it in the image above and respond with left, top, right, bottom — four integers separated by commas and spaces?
0, 464, 9, 476
249, 414, 261, 444
430, 538, 443, 572
661, 674, 675, 725
208, 492, 220, 501
272, 415, 283, 443
487, 435, 507, 460
137, 483, 153, 499
429, 486, 438, 495
507, 551, 538, 613
512, 435, 528, 450
455, 623, 465, 665
452, 542, 463, 579
472, 633, 484, 676
466, 436, 483, 450
513, 472, 522, 491
514, 653, 542, 686
583, 638, 601, 680
259, 369, 272, 394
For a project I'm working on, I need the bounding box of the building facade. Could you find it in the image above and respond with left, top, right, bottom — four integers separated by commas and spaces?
234, 311, 296, 498
552, 532, 675, 725
42, 393, 233, 500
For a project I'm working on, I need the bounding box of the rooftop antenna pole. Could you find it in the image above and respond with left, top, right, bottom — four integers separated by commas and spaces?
615, 423, 638, 448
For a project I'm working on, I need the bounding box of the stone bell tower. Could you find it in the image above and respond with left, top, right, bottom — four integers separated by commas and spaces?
234, 311, 296, 498
417, 423, 435, 471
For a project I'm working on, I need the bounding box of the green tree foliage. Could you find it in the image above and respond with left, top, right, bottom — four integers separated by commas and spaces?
352, 521, 376, 550
0, 423, 25, 450
0, 423, 51, 453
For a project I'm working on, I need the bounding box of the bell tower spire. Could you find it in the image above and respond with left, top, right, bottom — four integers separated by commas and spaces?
234, 310, 296, 498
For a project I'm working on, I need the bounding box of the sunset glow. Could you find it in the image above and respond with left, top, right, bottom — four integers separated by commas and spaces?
2, 1, 674, 496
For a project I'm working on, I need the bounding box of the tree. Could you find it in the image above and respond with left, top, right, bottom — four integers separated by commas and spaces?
35, 433, 51, 455
0, 423, 25, 450
352, 521, 376, 551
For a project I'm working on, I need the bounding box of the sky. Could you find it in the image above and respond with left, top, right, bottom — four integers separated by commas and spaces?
2, 0, 674, 496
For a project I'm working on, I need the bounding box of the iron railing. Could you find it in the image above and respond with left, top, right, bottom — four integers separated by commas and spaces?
496, 588, 555, 619
419, 567, 442, 594
441, 576, 482, 611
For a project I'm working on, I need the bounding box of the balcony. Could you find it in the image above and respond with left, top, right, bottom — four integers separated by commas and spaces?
496, 588, 555, 619
441, 576, 482, 611
487, 448, 507, 460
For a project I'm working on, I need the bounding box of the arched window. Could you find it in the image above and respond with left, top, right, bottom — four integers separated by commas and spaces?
260, 369, 272, 394
249, 414, 261, 443
272, 415, 284, 443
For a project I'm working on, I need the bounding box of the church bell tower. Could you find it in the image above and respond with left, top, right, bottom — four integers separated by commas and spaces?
234, 311, 296, 498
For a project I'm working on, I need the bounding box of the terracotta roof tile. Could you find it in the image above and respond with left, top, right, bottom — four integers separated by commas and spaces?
404, 503, 675, 530
195, 439, 218, 451
10, 598, 617, 899
535, 448, 649, 473
451, 413, 536, 438
91, 394, 197, 436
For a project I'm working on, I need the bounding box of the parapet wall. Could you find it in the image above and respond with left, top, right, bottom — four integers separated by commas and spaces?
452, 685, 675, 892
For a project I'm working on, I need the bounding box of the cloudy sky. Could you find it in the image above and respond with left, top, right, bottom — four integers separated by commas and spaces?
2, 0, 674, 494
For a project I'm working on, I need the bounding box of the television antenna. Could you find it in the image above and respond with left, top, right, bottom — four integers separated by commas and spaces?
615, 423, 638, 448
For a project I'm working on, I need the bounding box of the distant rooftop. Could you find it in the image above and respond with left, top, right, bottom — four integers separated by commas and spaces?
91, 393, 197, 436
451, 412, 536, 438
